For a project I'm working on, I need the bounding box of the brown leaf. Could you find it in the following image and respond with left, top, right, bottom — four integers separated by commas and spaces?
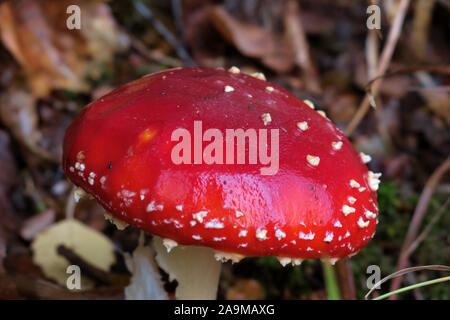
0, 0, 125, 97
209, 6, 295, 73
0, 83, 56, 162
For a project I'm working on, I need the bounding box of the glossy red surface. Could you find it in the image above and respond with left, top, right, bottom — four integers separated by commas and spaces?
63, 67, 378, 260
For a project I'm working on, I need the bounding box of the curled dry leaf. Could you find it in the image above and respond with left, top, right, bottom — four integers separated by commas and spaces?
209, 6, 295, 73
0, 0, 125, 97
31, 219, 115, 290
0, 83, 56, 162
124, 235, 167, 300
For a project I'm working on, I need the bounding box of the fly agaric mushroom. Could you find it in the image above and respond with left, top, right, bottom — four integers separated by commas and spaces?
63, 67, 380, 299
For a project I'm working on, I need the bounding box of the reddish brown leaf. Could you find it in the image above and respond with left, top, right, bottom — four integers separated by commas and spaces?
0, 0, 125, 97
209, 6, 295, 73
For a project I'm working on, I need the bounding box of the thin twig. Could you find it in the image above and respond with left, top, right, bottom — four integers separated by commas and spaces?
134, 1, 196, 67
366, 30, 379, 81
344, 0, 410, 136
389, 157, 450, 298
365, 265, 450, 300
366, 1, 380, 81
410, 0, 435, 62
10, 274, 124, 299
406, 198, 450, 257
171, 0, 187, 46
66, 187, 76, 220
364, 65, 450, 91
57, 245, 112, 285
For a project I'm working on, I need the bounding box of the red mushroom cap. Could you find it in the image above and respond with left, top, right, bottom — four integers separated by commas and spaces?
63, 67, 379, 263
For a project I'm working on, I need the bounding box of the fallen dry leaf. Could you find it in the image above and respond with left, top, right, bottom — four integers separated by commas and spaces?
31, 219, 115, 290
0, 0, 125, 97
124, 235, 167, 300
209, 6, 295, 73
0, 83, 56, 162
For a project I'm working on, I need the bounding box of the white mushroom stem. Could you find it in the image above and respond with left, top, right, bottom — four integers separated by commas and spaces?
107, 212, 221, 300
153, 236, 222, 300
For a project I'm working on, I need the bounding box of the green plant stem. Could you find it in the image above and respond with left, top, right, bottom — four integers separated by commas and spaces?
373, 276, 450, 300
322, 261, 341, 300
